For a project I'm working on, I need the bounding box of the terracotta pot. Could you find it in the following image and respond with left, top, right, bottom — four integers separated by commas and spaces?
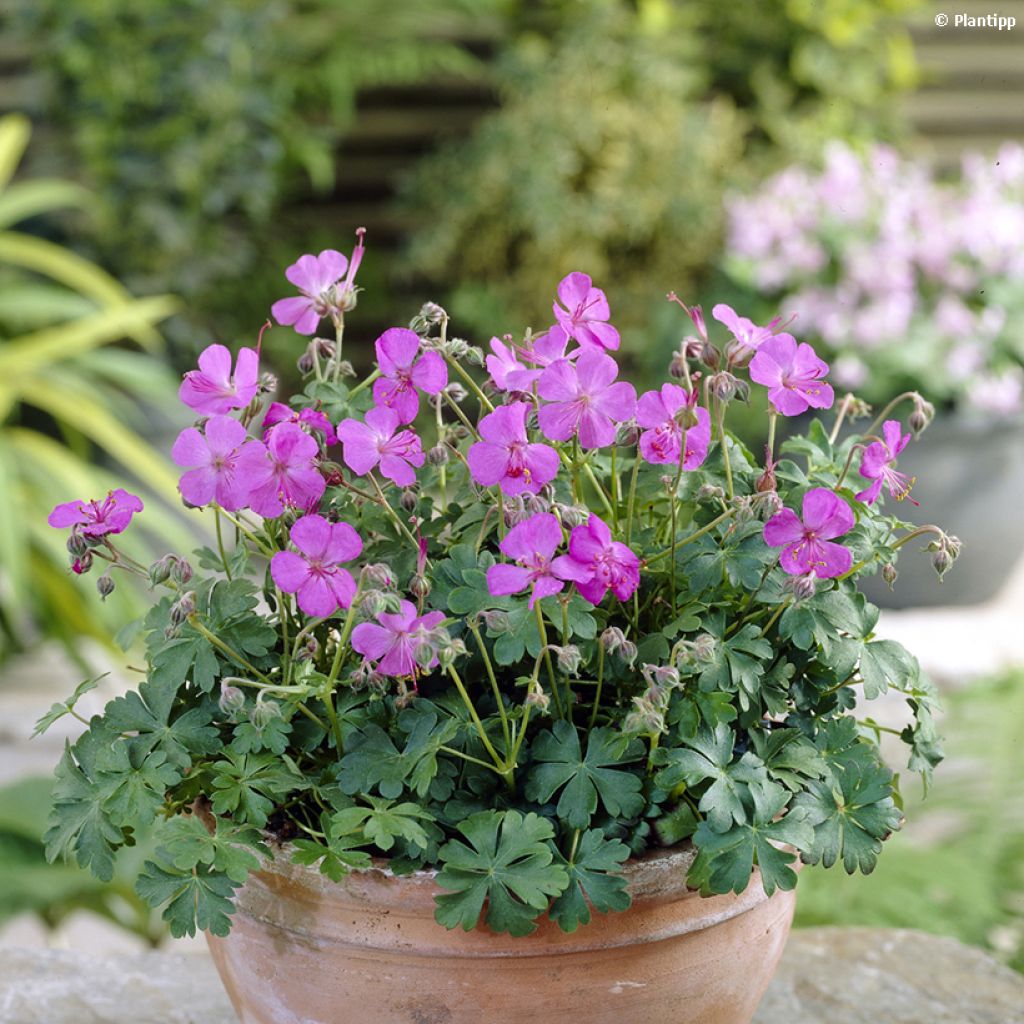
206, 845, 796, 1024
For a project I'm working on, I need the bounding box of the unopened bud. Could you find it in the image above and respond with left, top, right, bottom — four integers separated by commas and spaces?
444, 382, 468, 402
503, 496, 528, 527
481, 609, 510, 633
96, 573, 115, 600
435, 635, 465, 670
336, 360, 355, 379
525, 686, 551, 713
170, 591, 196, 626
755, 448, 777, 493
297, 350, 315, 375
426, 445, 449, 467
554, 644, 583, 675
525, 493, 550, 515
620, 640, 638, 665
67, 529, 90, 558
170, 558, 193, 585
258, 371, 278, 394
445, 338, 469, 360
464, 347, 485, 368
400, 489, 418, 512
555, 503, 587, 528
314, 337, 335, 359
72, 552, 94, 575
692, 634, 716, 662
642, 664, 680, 689
699, 342, 721, 371
219, 683, 245, 716
669, 350, 689, 379
732, 495, 755, 524
251, 698, 282, 729
410, 574, 431, 599
909, 396, 935, 437
709, 371, 747, 403
321, 461, 345, 487
601, 627, 627, 655
362, 563, 394, 588
296, 635, 319, 662
360, 590, 388, 617
696, 484, 725, 503
789, 573, 818, 602
419, 302, 447, 326
930, 544, 954, 579
882, 563, 898, 589
148, 554, 176, 585
616, 422, 640, 446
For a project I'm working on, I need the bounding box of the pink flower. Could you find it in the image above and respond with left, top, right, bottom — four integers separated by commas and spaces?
764, 488, 855, 579
171, 415, 268, 511
262, 402, 336, 445
749, 334, 834, 416
537, 350, 636, 449
856, 420, 918, 506
636, 384, 711, 468
48, 488, 143, 536
486, 512, 569, 608
467, 402, 559, 496
246, 422, 326, 518
711, 304, 777, 354
553, 272, 620, 351
551, 514, 641, 606
487, 337, 539, 393
336, 405, 425, 487
371, 328, 448, 424
270, 514, 362, 618
178, 344, 259, 415
351, 600, 447, 678
270, 230, 365, 335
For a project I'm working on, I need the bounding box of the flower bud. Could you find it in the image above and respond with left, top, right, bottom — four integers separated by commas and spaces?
251, 697, 282, 729
419, 302, 447, 326
362, 563, 394, 588
67, 529, 90, 558
642, 663, 680, 689
620, 639, 638, 665
72, 552, 93, 575
669, 350, 689, 379
692, 634, 716, 662
445, 338, 469, 360
464, 346, 485, 368
435, 635, 466, 670
699, 342, 721, 371
709, 370, 747, 404
554, 645, 583, 675
400, 489, 418, 512
296, 635, 319, 662
320, 461, 345, 487
755, 448, 777, 494
696, 484, 725, 503
525, 686, 551, 713
444, 382, 468, 402
336, 360, 355, 379
882, 562, 898, 590
360, 590, 388, 617
909, 395, 935, 437
414, 642, 436, 670
219, 682, 246, 717
148, 553, 176, 585
789, 573, 818, 602
170, 590, 196, 626
426, 445, 449, 467
754, 490, 784, 519
732, 495, 754, 524
525, 493, 550, 516
481, 609, 510, 633
841, 393, 872, 421
555, 503, 587, 528
615, 422, 640, 447
170, 558, 193, 586
297, 350, 315, 375
410, 573, 431, 599
96, 573, 115, 600
601, 627, 627, 655
258, 371, 278, 395
503, 496, 527, 527
314, 337, 335, 359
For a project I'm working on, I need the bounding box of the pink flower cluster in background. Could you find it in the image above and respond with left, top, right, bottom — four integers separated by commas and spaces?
725, 141, 1024, 414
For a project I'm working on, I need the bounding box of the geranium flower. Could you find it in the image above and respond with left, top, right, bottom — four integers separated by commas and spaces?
486, 337, 539, 393
351, 600, 447, 677
763, 487, 855, 578
48, 488, 143, 536
246, 422, 326, 518
486, 512, 569, 608
371, 328, 447, 424
262, 402, 336, 445
171, 415, 268, 511
551, 514, 641, 605
636, 384, 711, 468
336, 405, 426, 487
467, 402, 559, 496
537, 350, 636, 449
270, 230, 365, 335
712, 304, 778, 354
749, 334, 834, 416
856, 420, 918, 505
270, 514, 362, 617
552, 272, 620, 351
178, 344, 259, 415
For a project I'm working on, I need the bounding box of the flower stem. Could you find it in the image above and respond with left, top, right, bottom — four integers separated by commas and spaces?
468, 620, 510, 751
646, 507, 736, 563
446, 664, 509, 784
326, 578, 365, 690
369, 474, 420, 551
533, 603, 565, 719
834, 442, 866, 491
715, 397, 734, 499
214, 508, 233, 580
189, 618, 273, 685
444, 353, 494, 414
864, 391, 921, 439
332, 314, 345, 384
767, 412, 778, 463
347, 367, 380, 400
625, 456, 641, 546
588, 644, 605, 731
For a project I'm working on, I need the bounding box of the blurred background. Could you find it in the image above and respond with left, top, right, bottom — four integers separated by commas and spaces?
0, 0, 1023, 967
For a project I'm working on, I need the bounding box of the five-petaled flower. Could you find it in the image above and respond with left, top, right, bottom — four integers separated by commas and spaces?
371, 328, 448, 424
336, 405, 426, 487
172, 415, 268, 511
764, 488, 855, 579
711, 304, 778, 356
351, 600, 447, 678
270, 514, 362, 618
636, 384, 711, 468
537, 350, 637, 449
179, 344, 259, 416
246, 422, 326, 519
48, 488, 144, 537
553, 272, 620, 351
749, 334, 834, 416
486, 512, 570, 608
270, 231, 365, 335
467, 402, 560, 496
551, 514, 641, 606
856, 420, 919, 506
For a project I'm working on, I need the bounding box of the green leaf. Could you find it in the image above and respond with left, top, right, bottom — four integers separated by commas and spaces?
859, 639, 919, 699
549, 829, 632, 932
209, 751, 308, 829
331, 797, 435, 853
689, 790, 814, 897
697, 625, 773, 709
525, 722, 645, 829
103, 677, 218, 769
232, 715, 292, 755
135, 860, 240, 938
794, 759, 902, 874
96, 744, 181, 827
748, 728, 828, 790
291, 835, 371, 882
155, 814, 268, 884
435, 810, 568, 936
33, 674, 105, 737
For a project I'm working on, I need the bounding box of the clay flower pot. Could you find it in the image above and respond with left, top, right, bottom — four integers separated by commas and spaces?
206, 846, 796, 1024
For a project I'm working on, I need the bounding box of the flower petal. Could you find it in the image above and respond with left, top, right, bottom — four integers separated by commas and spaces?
375, 328, 421, 375
486, 563, 531, 596
801, 488, 854, 539
271, 550, 310, 593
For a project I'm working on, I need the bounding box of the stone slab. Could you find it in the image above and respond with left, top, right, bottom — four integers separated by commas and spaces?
0, 927, 1020, 1023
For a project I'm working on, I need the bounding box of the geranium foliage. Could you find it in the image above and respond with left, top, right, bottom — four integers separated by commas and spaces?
40, 235, 955, 938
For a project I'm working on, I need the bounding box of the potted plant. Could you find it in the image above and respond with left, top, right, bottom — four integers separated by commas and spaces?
41, 239, 953, 1024
722, 141, 1023, 606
